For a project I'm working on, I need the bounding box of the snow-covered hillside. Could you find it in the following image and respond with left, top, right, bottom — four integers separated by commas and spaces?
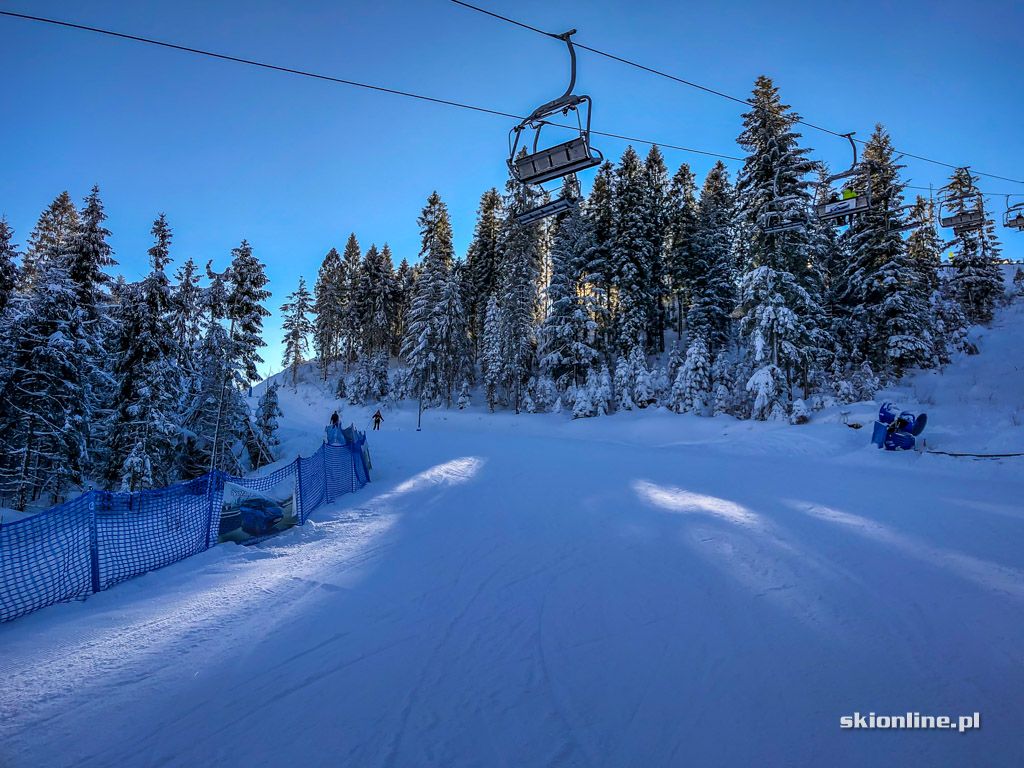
2, 299, 1023, 767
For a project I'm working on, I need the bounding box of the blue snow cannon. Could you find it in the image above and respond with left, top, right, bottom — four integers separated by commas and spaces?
871, 403, 927, 451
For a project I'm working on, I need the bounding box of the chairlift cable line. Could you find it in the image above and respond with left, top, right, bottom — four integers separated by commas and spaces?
448, 0, 1024, 186
2, 9, 1018, 190
0, 9, 740, 162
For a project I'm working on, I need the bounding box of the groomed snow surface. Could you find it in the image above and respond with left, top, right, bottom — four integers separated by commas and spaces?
2, 302, 1024, 767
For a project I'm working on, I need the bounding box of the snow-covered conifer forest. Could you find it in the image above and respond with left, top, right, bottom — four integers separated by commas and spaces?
0, 78, 1010, 510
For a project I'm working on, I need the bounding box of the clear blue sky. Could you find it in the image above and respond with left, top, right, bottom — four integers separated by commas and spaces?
2, 0, 1022, 374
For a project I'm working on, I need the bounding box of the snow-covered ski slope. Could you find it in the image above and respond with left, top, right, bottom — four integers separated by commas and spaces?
2, 304, 1024, 767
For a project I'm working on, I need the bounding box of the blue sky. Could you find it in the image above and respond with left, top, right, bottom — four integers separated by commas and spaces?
2, 0, 1022, 374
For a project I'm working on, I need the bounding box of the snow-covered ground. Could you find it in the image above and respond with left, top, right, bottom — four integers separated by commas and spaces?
2, 301, 1023, 767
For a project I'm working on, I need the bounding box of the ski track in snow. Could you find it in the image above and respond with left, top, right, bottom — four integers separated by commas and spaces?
4, 299, 1024, 766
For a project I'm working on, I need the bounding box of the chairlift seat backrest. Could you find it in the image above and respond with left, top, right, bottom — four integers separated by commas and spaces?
940, 209, 984, 229
814, 193, 872, 221
513, 137, 601, 186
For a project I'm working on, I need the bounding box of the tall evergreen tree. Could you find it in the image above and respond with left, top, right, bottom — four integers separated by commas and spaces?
171, 256, 204, 376
465, 188, 503, 352
101, 214, 181, 489
402, 191, 456, 403
734, 76, 825, 405
226, 239, 271, 385
612, 146, 656, 354
643, 145, 670, 351
839, 125, 932, 375
19, 191, 79, 293
0, 256, 90, 507
0, 218, 19, 318
313, 246, 345, 375
393, 257, 416, 357
688, 162, 736, 354
280, 276, 315, 388
539, 200, 598, 387
664, 163, 699, 334
585, 162, 616, 356
339, 233, 363, 367
945, 167, 1003, 324
496, 173, 543, 412
357, 243, 398, 355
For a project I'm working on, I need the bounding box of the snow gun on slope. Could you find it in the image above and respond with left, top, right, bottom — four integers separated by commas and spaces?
871, 402, 928, 451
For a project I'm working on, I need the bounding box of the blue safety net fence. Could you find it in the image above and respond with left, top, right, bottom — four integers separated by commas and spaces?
0, 435, 369, 624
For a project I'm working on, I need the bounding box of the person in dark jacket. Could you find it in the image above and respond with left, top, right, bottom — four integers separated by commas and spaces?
330, 411, 339, 427
372, 410, 384, 430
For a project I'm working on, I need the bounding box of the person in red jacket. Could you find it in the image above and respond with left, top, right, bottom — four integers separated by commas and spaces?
372, 409, 384, 430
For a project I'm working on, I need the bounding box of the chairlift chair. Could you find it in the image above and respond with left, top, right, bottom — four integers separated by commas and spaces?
508, 29, 603, 224
938, 170, 986, 235
813, 133, 873, 223
759, 167, 805, 235
1003, 197, 1024, 232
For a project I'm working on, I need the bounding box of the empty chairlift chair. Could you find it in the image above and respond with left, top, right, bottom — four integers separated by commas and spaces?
813, 133, 873, 224
938, 170, 987, 236
508, 30, 602, 224
760, 167, 805, 235
1003, 197, 1024, 232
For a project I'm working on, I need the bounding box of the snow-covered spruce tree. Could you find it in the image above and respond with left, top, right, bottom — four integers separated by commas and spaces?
664, 163, 699, 334
465, 188, 503, 353
281, 276, 315, 388
338, 233, 363, 368
0, 218, 19, 317
456, 380, 472, 410
630, 346, 655, 408
393, 257, 416, 357
70, 187, 118, 464
572, 369, 598, 418
837, 125, 931, 377
596, 364, 613, 415
402, 191, 457, 406
357, 243, 398, 355
226, 239, 271, 386
255, 381, 282, 455
70, 186, 118, 321
434, 266, 471, 407
120, 442, 153, 493
944, 168, 1002, 324
614, 354, 635, 411
688, 162, 736, 355
496, 170, 543, 413
481, 295, 502, 411
734, 76, 827, 410
182, 267, 248, 477
681, 335, 713, 416
101, 214, 182, 490
171, 256, 204, 378
746, 362, 788, 421
930, 288, 971, 364
643, 145, 670, 352
538, 193, 598, 389
584, 161, 616, 357
612, 146, 656, 354
18, 190, 79, 294
313, 246, 345, 377
905, 196, 944, 295
0, 256, 90, 507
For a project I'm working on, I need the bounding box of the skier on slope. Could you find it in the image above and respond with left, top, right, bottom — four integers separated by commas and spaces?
330, 411, 339, 427
372, 409, 384, 431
